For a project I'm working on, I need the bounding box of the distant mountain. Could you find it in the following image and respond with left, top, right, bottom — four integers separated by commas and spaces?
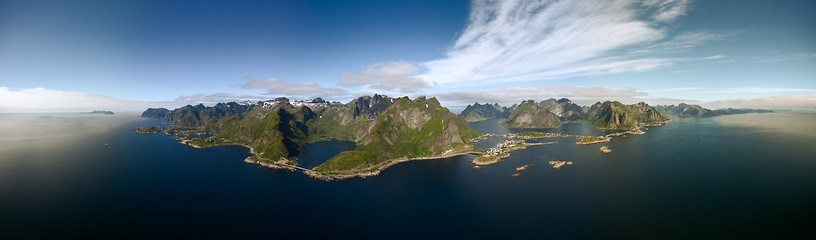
139, 95, 479, 177
591, 101, 668, 130
140, 108, 169, 118
503, 100, 561, 128
87, 110, 114, 115
503, 99, 668, 130
655, 103, 772, 117
459, 102, 509, 122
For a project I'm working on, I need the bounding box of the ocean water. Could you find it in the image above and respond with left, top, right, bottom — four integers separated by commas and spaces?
1, 112, 815, 238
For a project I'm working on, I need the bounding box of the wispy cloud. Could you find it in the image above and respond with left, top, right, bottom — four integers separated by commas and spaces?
337, 61, 428, 93
241, 78, 346, 97
418, 0, 703, 86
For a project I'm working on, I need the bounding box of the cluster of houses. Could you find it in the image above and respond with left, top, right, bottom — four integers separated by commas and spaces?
483, 139, 524, 157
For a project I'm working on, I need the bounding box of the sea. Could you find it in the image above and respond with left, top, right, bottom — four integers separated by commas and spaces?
1, 112, 815, 238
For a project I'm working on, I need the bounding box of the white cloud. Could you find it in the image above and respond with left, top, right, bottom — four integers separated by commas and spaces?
241, 78, 347, 97
704, 93, 816, 110
175, 93, 268, 103
645, 0, 690, 22
337, 61, 428, 93
0, 87, 180, 113
419, 0, 696, 86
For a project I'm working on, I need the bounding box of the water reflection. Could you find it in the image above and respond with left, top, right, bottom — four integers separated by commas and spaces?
0, 113, 145, 161
709, 112, 816, 137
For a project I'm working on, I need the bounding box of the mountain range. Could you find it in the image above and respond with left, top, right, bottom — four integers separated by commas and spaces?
141, 95, 479, 176
459, 98, 670, 130
655, 103, 773, 117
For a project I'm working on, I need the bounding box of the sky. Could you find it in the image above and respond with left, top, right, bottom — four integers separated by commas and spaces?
1, 0, 814, 112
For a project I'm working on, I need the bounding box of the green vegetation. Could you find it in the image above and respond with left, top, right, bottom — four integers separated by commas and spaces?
315, 97, 479, 171
503, 100, 561, 128
133, 126, 162, 133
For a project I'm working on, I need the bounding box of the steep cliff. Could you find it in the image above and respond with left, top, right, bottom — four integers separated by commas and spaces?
503, 100, 561, 128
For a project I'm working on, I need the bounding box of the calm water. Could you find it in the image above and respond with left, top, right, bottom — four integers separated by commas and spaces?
1, 112, 815, 238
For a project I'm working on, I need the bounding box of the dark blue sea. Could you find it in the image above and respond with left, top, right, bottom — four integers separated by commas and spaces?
1, 112, 815, 238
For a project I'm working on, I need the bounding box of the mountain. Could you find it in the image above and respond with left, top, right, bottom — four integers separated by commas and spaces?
140, 108, 170, 118
167, 102, 252, 128
591, 101, 669, 130
655, 103, 716, 117
459, 102, 508, 122
502, 99, 668, 130
87, 110, 114, 115
656, 103, 772, 117
316, 96, 479, 171
503, 100, 561, 128
141, 95, 480, 175
538, 98, 585, 121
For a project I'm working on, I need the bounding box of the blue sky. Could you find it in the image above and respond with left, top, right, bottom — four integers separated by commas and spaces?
1, 0, 814, 112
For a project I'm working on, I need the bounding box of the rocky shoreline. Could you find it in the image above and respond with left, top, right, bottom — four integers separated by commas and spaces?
305, 149, 480, 181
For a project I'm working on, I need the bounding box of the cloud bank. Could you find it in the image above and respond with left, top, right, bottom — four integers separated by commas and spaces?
241, 78, 346, 97
338, 61, 428, 93
0, 87, 178, 113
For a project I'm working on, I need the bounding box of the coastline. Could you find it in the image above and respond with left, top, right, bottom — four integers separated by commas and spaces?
305, 149, 481, 181
178, 136, 481, 181
162, 118, 671, 181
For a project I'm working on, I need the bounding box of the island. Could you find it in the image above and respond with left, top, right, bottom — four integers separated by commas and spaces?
86, 110, 114, 115
576, 136, 611, 145
599, 145, 612, 153
471, 140, 556, 166
133, 126, 163, 134
548, 160, 574, 170
136, 96, 672, 180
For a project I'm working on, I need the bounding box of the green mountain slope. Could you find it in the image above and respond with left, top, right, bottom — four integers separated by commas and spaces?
591, 101, 669, 129
316, 96, 479, 171
503, 100, 561, 128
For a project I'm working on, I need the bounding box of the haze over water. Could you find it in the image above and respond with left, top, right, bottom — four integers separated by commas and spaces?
1, 112, 814, 238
